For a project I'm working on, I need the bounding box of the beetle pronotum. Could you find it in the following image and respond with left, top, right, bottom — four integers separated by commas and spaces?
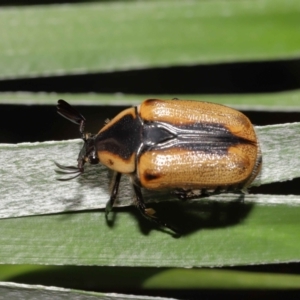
55, 99, 262, 233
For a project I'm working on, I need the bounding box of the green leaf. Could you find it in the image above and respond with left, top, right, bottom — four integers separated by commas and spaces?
1, 123, 299, 218
1, 0, 299, 79
0, 201, 300, 267
1, 90, 300, 111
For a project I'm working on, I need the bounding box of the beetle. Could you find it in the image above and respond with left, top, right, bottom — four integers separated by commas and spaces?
55, 99, 262, 233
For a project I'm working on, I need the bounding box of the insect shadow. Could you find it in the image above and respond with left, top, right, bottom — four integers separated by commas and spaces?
57, 163, 254, 236
103, 189, 253, 237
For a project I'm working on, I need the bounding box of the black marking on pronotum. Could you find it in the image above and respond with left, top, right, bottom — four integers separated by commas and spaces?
95, 113, 143, 160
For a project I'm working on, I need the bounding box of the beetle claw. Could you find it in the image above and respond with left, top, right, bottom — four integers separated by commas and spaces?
105, 203, 113, 217
144, 208, 156, 217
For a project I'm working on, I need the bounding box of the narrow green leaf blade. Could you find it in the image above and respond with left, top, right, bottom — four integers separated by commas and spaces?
1, 0, 299, 79
1, 123, 300, 218
0, 200, 300, 267
1, 90, 300, 111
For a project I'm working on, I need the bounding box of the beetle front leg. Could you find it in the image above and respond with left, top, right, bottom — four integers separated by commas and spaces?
132, 185, 180, 234
105, 172, 122, 217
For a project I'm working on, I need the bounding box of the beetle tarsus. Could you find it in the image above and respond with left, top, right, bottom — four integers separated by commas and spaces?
133, 185, 179, 234
105, 203, 112, 217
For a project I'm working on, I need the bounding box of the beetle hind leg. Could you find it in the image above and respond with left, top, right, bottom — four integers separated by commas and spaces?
174, 186, 245, 202
132, 185, 180, 234
105, 172, 122, 217
174, 188, 215, 200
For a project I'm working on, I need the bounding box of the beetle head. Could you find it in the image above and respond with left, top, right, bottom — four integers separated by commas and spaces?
78, 133, 100, 167
55, 100, 99, 181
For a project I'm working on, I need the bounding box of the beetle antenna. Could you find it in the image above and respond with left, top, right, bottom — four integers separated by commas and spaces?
57, 99, 86, 139
54, 161, 83, 181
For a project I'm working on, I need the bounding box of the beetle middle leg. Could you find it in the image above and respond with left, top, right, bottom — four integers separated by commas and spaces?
132, 185, 179, 234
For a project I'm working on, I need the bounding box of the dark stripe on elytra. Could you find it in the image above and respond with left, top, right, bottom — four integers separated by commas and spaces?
95, 110, 143, 160
143, 121, 254, 154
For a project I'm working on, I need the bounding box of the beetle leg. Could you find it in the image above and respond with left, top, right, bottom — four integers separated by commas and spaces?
174, 188, 217, 200
132, 185, 179, 234
174, 188, 205, 200
105, 172, 122, 216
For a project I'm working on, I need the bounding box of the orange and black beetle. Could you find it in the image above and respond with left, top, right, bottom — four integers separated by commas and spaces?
55, 99, 262, 233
